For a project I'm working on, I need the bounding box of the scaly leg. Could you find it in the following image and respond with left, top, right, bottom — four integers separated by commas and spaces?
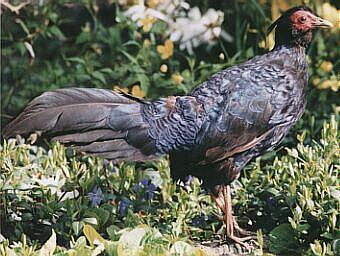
211, 185, 256, 250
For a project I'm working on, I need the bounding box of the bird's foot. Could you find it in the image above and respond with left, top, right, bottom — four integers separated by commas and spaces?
232, 215, 256, 236
226, 233, 254, 251
225, 215, 257, 251
224, 211, 257, 251
211, 184, 257, 252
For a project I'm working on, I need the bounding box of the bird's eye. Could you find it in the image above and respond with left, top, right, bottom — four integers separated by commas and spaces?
299, 16, 307, 22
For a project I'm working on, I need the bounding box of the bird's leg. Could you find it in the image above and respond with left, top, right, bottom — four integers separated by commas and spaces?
232, 215, 254, 236
211, 185, 256, 250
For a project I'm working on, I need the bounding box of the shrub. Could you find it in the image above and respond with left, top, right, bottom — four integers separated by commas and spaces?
0, 116, 338, 255
237, 115, 339, 255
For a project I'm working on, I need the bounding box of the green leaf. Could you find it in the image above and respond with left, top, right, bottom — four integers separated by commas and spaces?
296, 223, 310, 234
87, 208, 110, 227
83, 224, 106, 247
333, 239, 340, 256
99, 68, 114, 74
76, 32, 91, 44
169, 241, 208, 256
107, 225, 120, 241
72, 221, 84, 236
120, 50, 138, 64
83, 217, 98, 225
122, 40, 141, 47
92, 71, 106, 84
48, 26, 65, 39
269, 223, 299, 254
117, 226, 162, 255
67, 57, 86, 65
75, 74, 91, 82
136, 73, 150, 94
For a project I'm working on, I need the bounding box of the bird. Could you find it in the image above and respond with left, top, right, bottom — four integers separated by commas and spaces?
3, 6, 333, 249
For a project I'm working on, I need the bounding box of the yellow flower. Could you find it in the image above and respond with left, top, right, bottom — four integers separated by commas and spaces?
134, 31, 142, 39
330, 81, 340, 92
157, 39, 174, 60
318, 80, 331, 90
118, 0, 138, 6
83, 22, 91, 33
139, 16, 156, 32
320, 61, 333, 73
160, 64, 168, 73
113, 85, 129, 94
146, 0, 160, 8
143, 39, 151, 47
92, 43, 102, 55
172, 73, 183, 85
312, 78, 320, 86
320, 3, 340, 31
318, 78, 339, 92
218, 53, 225, 60
131, 85, 145, 98
335, 106, 340, 114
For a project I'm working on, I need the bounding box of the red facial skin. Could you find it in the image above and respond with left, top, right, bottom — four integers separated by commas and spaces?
290, 10, 319, 32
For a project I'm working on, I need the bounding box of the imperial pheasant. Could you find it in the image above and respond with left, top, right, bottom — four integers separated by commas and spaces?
3, 6, 333, 248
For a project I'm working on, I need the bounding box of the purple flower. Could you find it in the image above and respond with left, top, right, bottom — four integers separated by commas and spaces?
141, 178, 149, 187
133, 184, 139, 193
148, 183, 156, 191
184, 175, 195, 190
187, 175, 194, 184
102, 159, 109, 169
88, 186, 103, 207
146, 183, 156, 199
119, 198, 132, 216
192, 214, 206, 227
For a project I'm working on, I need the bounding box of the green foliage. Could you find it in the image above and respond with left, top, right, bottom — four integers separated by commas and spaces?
1, 0, 226, 122
0, 137, 219, 255
1, 117, 338, 255
237, 116, 339, 255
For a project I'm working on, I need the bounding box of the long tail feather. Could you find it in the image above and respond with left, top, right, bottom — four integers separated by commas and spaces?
3, 88, 158, 162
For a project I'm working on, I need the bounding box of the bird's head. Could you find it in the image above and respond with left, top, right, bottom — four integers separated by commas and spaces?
268, 6, 333, 48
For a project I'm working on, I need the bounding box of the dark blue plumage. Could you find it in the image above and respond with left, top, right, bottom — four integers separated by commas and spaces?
3, 4, 332, 196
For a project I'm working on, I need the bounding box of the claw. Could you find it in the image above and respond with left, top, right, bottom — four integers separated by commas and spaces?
233, 215, 256, 236
211, 185, 256, 251
228, 234, 254, 251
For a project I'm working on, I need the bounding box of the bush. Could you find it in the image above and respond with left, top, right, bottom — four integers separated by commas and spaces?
237, 115, 339, 255
1, 116, 338, 255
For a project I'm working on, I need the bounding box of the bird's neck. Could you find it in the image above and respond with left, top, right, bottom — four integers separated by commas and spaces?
274, 28, 312, 48
272, 44, 306, 56
271, 44, 308, 80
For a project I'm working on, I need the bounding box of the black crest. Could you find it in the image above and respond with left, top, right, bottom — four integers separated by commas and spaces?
268, 6, 314, 33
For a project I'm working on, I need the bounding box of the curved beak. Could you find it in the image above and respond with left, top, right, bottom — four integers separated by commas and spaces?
313, 17, 334, 28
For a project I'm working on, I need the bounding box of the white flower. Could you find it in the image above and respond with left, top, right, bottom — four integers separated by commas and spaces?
123, 0, 231, 54
33, 169, 65, 195
169, 7, 227, 54
124, 2, 146, 21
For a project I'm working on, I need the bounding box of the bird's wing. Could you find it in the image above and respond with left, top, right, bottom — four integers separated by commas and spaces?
141, 96, 206, 154
191, 55, 304, 164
